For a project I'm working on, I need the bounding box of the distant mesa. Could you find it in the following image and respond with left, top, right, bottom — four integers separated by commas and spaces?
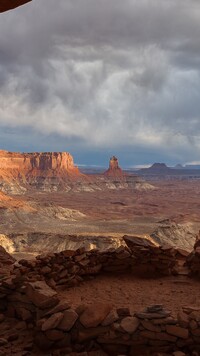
0, 150, 153, 193
0, 0, 31, 13
137, 162, 172, 175
174, 164, 184, 169
104, 156, 124, 177
150, 163, 169, 171
185, 164, 200, 170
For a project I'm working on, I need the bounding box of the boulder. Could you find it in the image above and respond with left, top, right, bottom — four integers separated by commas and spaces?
57, 309, 78, 331
26, 281, 59, 309
79, 303, 112, 328
41, 312, 63, 331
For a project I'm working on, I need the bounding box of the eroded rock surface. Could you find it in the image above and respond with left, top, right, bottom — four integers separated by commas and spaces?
104, 156, 123, 177
151, 223, 196, 251
0, 150, 151, 193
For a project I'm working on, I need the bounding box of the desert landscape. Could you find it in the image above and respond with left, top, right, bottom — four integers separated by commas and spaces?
1, 0, 200, 355
0, 150, 200, 355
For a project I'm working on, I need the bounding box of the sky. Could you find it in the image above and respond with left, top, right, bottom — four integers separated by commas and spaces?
1, 0, 200, 167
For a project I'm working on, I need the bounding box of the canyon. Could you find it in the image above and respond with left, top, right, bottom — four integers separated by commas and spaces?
0, 150, 152, 194
0, 150, 200, 355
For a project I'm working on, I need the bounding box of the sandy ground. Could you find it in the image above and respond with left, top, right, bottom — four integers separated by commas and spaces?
58, 273, 200, 317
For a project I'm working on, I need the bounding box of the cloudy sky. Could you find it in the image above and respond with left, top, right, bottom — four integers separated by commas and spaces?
0, 0, 200, 167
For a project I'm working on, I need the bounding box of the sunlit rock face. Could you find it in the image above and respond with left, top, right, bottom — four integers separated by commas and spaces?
104, 156, 124, 177
0, 150, 153, 193
0, 151, 82, 193
0, 0, 31, 13
0, 151, 79, 175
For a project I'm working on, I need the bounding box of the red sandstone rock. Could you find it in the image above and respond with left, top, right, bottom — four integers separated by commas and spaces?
101, 310, 119, 326
77, 326, 109, 343
41, 312, 63, 331
104, 156, 124, 177
25, 281, 59, 309
120, 316, 139, 333
166, 325, 189, 339
0, 0, 31, 13
42, 301, 70, 317
0, 150, 79, 177
79, 303, 112, 328
57, 309, 78, 331
177, 311, 189, 328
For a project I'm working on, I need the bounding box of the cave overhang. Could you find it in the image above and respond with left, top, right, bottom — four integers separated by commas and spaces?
0, 0, 31, 13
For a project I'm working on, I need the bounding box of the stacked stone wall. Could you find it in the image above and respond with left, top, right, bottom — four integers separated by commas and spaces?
0, 277, 200, 355
11, 237, 185, 290
0, 240, 195, 355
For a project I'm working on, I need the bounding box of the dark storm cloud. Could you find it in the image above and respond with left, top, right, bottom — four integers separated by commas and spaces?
1, 0, 200, 164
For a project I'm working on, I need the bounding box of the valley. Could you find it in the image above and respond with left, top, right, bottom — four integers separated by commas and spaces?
0, 150, 200, 356
0, 162, 200, 255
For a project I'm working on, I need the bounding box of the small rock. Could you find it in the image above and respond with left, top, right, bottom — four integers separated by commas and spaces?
45, 329, 65, 341
117, 308, 130, 317
189, 319, 198, 330
101, 310, 119, 326
79, 303, 112, 328
177, 311, 189, 328
58, 309, 78, 331
42, 312, 64, 331
166, 325, 189, 339
120, 316, 139, 333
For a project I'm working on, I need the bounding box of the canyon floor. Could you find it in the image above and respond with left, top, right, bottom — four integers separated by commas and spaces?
1, 178, 200, 355
1, 179, 200, 254
3, 179, 200, 232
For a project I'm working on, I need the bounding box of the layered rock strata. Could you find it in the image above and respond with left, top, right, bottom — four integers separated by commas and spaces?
0, 150, 82, 193
0, 151, 152, 193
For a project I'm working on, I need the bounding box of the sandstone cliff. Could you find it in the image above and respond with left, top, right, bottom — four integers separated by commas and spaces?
0, 150, 153, 193
0, 151, 78, 174
0, 0, 31, 13
0, 150, 82, 193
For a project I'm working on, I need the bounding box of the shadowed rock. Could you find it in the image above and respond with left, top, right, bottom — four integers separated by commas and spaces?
0, 0, 31, 13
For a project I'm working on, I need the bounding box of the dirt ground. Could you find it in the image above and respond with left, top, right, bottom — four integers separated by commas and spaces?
58, 272, 200, 317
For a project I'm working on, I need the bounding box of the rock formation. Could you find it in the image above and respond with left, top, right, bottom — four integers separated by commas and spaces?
0, 150, 82, 193
141, 163, 170, 173
150, 223, 196, 251
104, 156, 124, 177
0, 150, 152, 193
0, 150, 79, 175
0, 0, 31, 13
0, 241, 199, 355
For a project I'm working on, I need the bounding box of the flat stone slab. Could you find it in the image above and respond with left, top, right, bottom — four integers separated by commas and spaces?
26, 281, 59, 309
